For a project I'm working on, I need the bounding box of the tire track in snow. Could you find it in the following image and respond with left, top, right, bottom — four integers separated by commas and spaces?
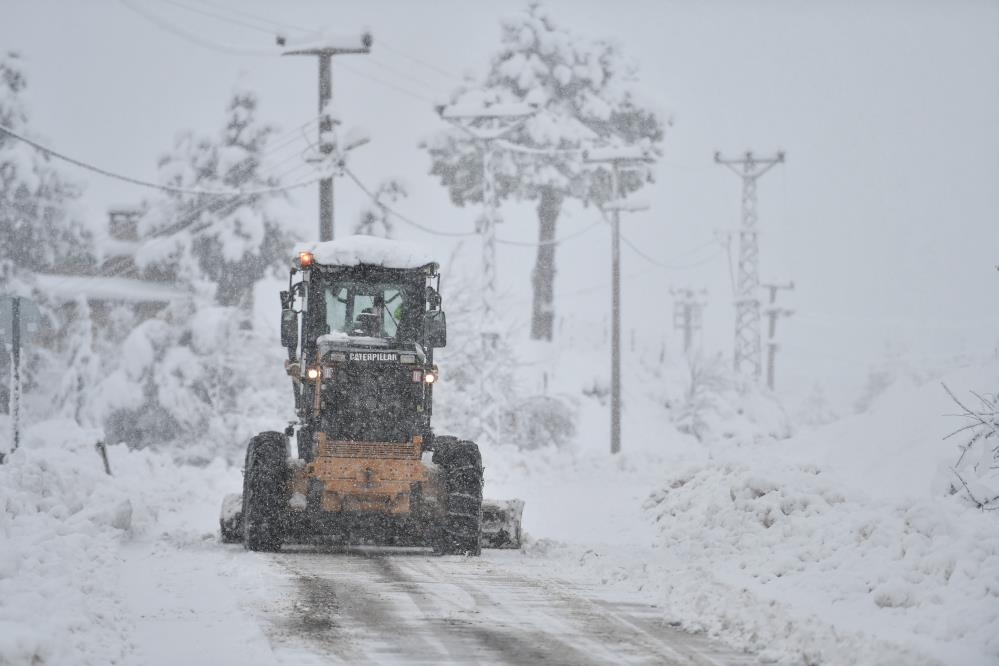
252, 548, 750, 665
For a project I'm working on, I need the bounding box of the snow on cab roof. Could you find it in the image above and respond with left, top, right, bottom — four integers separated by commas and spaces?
294, 235, 437, 270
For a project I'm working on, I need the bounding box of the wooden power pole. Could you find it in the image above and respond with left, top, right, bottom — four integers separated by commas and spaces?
584, 146, 655, 455
280, 31, 372, 241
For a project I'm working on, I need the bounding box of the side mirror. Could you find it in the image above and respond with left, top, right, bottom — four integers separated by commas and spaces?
425, 310, 446, 348
281, 308, 298, 350
425, 286, 442, 310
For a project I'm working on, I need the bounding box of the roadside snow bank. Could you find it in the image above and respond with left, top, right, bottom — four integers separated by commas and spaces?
485, 360, 999, 664
0, 419, 240, 666
645, 461, 999, 664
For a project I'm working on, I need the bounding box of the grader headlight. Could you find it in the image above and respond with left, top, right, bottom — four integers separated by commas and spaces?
297, 251, 314, 268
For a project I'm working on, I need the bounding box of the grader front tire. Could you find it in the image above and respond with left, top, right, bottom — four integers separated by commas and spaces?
433, 437, 484, 556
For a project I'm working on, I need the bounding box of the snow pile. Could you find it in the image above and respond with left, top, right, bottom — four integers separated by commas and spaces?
0, 419, 240, 666
640, 362, 999, 665
295, 235, 437, 269
645, 461, 998, 664
481, 357, 999, 664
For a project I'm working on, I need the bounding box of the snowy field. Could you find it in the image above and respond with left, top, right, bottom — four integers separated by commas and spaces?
2, 360, 997, 665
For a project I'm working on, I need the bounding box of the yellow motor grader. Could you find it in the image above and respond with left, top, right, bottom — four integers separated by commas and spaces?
220, 236, 523, 555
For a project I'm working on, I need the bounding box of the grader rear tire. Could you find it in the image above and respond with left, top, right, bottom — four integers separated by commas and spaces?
432, 437, 484, 556
242, 431, 288, 552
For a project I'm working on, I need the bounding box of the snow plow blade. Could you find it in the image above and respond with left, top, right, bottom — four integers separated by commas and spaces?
219, 493, 243, 543
480, 499, 524, 549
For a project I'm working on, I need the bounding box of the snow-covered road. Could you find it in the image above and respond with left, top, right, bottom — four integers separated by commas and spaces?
241, 547, 749, 665
115, 532, 748, 666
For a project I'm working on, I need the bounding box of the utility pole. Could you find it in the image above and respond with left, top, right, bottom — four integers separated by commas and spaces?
436, 103, 537, 328
281, 31, 372, 241
714, 150, 785, 381
761, 281, 794, 390
584, 146, 655, 455
437, 103, 537, 447
1, 295, 39, 459
670, 287, 707, 354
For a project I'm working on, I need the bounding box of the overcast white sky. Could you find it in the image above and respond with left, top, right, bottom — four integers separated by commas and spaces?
5, 0, 999, 404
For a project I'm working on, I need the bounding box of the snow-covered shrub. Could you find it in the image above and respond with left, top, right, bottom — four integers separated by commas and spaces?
673, 352, 729, 442
501, 394, 576, 450
91, 301, 288, 463
942, 383, 999, 510
668, 353, 790, 444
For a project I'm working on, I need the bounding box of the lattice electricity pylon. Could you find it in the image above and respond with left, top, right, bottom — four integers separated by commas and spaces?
714, 150, 785, 381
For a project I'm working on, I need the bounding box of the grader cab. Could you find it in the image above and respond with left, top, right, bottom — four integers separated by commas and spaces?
220, 236, 523, 554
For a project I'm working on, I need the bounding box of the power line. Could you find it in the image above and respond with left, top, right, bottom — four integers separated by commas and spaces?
119, 0, 279, 56
337, 61, 439, 105
153, 0, 276, 35
343, 166, 607, 248
0, 122, 320, 196
495, 221, 602, 247
130, 2, 442, 109
36, 143, 315, 300
364, 56, 449, 98
197, 0, 311, 33
378, 40, 465, 83
619, 232, 724, 270
148, 152, 310, 239
342, 167, 476, 238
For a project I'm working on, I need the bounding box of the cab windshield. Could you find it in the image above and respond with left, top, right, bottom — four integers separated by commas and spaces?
323, 282, 410, 340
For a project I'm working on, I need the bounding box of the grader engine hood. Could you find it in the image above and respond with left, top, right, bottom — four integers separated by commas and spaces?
314, 340, 433, 445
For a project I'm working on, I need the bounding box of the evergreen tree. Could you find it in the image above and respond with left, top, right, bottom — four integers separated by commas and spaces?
55, 297, 100, 424
0, 51, 92, 278
140, 88, 291, 309
423, 3, 666, 340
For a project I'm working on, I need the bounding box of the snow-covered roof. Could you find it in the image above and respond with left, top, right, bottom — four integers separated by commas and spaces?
34, 274, 189, 304
294, 235, 437, 270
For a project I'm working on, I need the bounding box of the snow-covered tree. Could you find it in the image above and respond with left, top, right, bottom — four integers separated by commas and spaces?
674, 353, 730, 442
54, 297, 101, 424
423, 3, 666, 340
90, 300, 289, 461
0, 51, 92, 277
139, 88, 291, 310
353, 178, 405, 238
